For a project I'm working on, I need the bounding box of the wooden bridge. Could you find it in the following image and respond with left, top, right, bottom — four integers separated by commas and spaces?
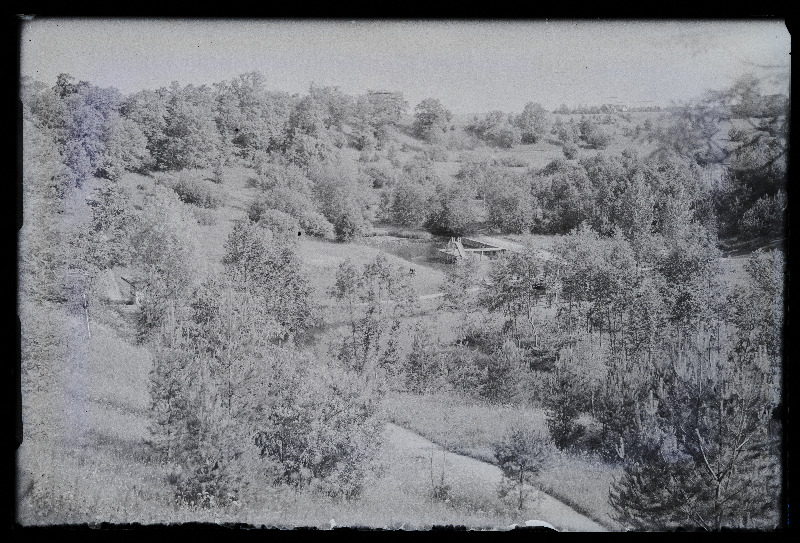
438, 236, 524, 262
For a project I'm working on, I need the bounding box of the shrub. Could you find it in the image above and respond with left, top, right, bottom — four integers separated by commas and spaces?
333, 205, 369, 242
445, 130, 480, 151
498, 155, 529, 168
358, 148, 381, 163
298, 210, 335, 238
386, 229, 433, 240
562, 142, 579, 160
362, 163, 399, 189
586, 126, 612, 149
422, 145, 450, 162
253, 351, 384, 499
258, 208, 301, 239
738, 190, 786, 239
252, 160, 312, 193
172, 173, 224, 209
247, 198, 269, 223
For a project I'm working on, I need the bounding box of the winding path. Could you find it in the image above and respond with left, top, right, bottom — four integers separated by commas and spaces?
383, 422, 608, 532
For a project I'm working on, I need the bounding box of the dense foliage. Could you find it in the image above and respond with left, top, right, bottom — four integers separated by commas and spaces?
19, 71, 785, 528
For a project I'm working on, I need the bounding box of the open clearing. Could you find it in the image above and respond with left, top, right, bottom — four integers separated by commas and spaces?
377, 423, 607, 531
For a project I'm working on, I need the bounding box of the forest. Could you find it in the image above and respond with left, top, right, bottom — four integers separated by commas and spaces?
18, 69, 786, 530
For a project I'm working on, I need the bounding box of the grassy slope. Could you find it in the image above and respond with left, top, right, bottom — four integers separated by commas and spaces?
383, 392, 622, 530
17, 301, 174, 525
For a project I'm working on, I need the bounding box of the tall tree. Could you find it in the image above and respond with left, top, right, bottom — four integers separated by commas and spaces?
413, 98, 452, 143
515, 102, 549, 144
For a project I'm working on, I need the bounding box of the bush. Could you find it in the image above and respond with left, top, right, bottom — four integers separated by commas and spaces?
247, 198, 269, 223
362, 163, 399, 189
586, 127, 612, 150
298, 210, 335, 238
334, 206, 369, 242
358, 148, 381, 163
562, 142, 579, 160
422, 145, 450, 162
442, 348, 486, 398
253, 351, 384, 499
172, 173, 224, 209
738, 190, 786, 239
386, 229, 433, 240
445, 130, 480, 151
497, 155, 529, 168
258, 208, 300, 238
252, 160, 312, 193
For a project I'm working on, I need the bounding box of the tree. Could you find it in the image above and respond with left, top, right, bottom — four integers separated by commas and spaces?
150, 274, 380, 506
424, 182, 475, 236
352, 90, 407, 148
159, 82, 224, 170
57, 81, 135, 185
616, 171, 656, 258
283, 95, 339, 170
493, 426, 552, 510
253, 350, 384, 499
222, 222, 314, 339
562, 142, 578, 159
390, 179, 434, 227
213, 72, 296, 160
129, 186, 201, 340
609, 346, 780, 530
515, 102, 549, 144
330, 254, 417, 377
413, 98, 452, 143
309, 83, 354, 130
557, 120, 580, 144
19, 112, 75, 304
481, 249, 556, 337
728, 249, 785, 362
308, 160, 373, 241
404, 324, 440, 394
485, 178, 536, 234
543, 353, 587, 450
467, 111, 521, 148
99, 115, 150, 179
121, 88, 169, 169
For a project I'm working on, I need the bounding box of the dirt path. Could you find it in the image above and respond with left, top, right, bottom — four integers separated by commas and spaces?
383, 422, 608, 532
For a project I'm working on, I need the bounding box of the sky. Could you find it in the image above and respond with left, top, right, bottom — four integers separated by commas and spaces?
20, 18, 791, 115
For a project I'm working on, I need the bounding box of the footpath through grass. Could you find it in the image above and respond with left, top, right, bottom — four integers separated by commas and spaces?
382, 391, 623, 530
